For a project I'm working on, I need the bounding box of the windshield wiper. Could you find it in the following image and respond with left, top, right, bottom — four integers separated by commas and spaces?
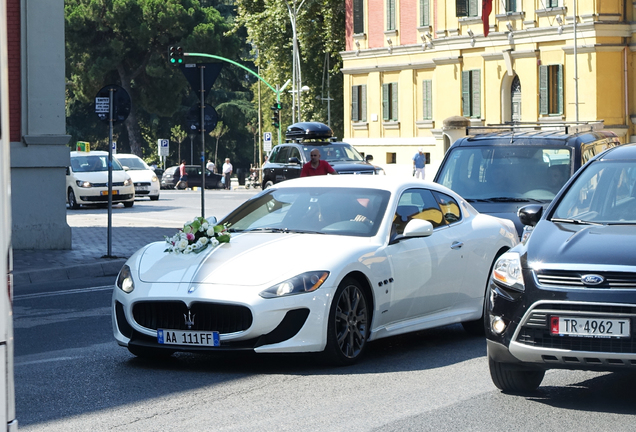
484, 197, 531, 202
551, 218, 604, 226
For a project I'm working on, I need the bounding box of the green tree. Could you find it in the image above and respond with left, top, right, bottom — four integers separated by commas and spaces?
65, 0, 247, 156
234, 0, 345, 138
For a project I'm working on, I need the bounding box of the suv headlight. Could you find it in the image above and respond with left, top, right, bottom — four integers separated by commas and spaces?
76, 180, 92, 188
123, 178, 133, 186
374, 168, 385, 175
116, 265, 135, 293
492, 251, 524, 292
260, 271, 329, 298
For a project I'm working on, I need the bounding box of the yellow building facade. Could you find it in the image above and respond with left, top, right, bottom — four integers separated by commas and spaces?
341, 0, 633, 178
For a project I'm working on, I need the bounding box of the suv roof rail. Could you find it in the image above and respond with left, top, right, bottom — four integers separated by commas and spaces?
468, 120, 605, 135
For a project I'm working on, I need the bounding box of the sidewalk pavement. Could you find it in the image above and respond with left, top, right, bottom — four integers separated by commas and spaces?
12, 225, 177, 287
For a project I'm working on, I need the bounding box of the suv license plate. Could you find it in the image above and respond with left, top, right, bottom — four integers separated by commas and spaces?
157, 329, 220, 346
551, 316, 630, 338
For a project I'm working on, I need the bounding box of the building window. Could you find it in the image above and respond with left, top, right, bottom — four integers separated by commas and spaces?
386, 0, 396, 31
386, 152, 397, 164
420, 0, 430, 26
539, 64, 563, 115
456, 0, 479, 17
461, 70, 481, 118
353, 0, 364, 34
422, 80, 432, 120
382, 83, 398, 121
505, 0, 516, 13
352, 85, 367, 122
546, 0, 558, 7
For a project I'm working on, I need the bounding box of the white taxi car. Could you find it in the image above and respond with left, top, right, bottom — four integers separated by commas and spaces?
66, 151, 135, 209
115, 153, 160, 200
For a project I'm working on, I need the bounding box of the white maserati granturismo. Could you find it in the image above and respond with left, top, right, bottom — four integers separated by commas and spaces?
112, 175, 518, 365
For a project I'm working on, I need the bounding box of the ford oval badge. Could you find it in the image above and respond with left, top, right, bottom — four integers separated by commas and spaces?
581, 274, 605, 285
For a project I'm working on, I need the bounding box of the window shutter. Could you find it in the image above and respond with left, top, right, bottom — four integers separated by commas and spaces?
382, 84, 389, 120
391, 83, 399, 120
539, 65, 548, 115
456, 0, 467, 17
468, 0, 478, 16
557, 64, 563, 114
420, 0, 430, 26
352, 86, 359, 121
387, 0, 395, 30
462, 71, 470, 116
361, 85, 367, 121
423, 80, 432, 120
472, 70, 481, 118
353, 0, 364, 34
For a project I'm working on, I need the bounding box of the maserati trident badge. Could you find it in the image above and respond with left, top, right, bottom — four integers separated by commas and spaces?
184, 310, 196, 329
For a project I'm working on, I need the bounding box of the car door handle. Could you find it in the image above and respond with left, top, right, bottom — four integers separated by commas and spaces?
450, 241, 464, 250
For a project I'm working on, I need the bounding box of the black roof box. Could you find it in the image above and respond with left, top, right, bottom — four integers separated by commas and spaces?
285, 122, 333, 140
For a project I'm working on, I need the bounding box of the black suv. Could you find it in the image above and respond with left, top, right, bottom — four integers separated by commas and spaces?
486, 144, 636, 393
261, 122, 384, 188
434, 123, 621, 236
160, 165, 224, 189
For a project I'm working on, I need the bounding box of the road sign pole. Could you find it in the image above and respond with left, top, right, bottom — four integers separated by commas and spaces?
200, 65, 206, 219
107, 88, 114, 257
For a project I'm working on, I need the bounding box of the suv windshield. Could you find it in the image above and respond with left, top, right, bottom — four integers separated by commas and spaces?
71, 155, 124, 172
436, 146, 571, 201
299, 144, 364, 162
553, 160, 636, 225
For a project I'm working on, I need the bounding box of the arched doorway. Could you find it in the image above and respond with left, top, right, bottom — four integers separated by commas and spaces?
511, 75, 521, 122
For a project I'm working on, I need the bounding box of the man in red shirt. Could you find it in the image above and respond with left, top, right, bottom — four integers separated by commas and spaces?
300, 149, 337, 177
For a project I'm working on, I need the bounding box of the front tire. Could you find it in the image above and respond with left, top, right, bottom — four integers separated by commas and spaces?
68, 188, 80, 209
489, 357, 545, 393
150, 195, 159, 201
123, 201, 134, 208
263, 180, 274, 189
323, 277, 370, 366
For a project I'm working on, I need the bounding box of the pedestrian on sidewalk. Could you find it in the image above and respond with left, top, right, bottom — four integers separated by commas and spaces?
206, 159, 215, 173
175, 160, 188, 189
412, 148, 426, 179
222, 158, 233, 190
300, 149, 336, 177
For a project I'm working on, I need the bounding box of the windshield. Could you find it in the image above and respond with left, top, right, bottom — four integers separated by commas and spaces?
71, 155, 124, 172
221, 187, 391, 237
117, 156, 148, 170
300, 144, 364, 162
552, 160, 636, 225
436, 146, 571, 201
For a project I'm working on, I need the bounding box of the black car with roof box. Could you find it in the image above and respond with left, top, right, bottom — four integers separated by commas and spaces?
261, 122, 385, 189
434, 122, 621, 237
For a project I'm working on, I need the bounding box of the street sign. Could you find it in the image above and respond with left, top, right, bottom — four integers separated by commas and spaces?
95, 97, 109, 114
186, 104, 218, 133
111, 141, 117, 154
94, 84, 131, 124
263, 132, 272, 152
158, 139, 169, 156
180, 63, 223, 99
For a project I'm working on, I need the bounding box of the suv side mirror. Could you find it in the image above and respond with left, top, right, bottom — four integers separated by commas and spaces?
288, 157, 300, 164
518, 204, 543, 227
365, 154, 374, 163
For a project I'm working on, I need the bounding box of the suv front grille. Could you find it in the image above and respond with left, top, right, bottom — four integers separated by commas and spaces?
132, 301, 253, 334
535, 270, 636, 289
515, 303, 636, 353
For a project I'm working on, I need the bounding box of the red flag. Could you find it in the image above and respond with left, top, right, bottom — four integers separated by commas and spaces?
482, 0, 492, 37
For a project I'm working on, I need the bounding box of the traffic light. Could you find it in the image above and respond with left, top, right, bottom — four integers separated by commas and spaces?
271, 103, 282, 129
169, 46, 184, 65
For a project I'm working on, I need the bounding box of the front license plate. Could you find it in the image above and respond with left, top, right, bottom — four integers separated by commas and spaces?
100, 190, 119, 195
157, 329, 220, 346
550, 316, 630, 338
136, 186, 149, 191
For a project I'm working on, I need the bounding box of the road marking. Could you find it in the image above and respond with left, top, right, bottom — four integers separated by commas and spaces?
16, 357, 77, 367
14, 285, 113, 301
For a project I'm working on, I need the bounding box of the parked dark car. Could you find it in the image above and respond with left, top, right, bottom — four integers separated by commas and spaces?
160, 165, 224, 189
486, 144, 636, 393
434, 123, 621, 237
261, 122, 385, 189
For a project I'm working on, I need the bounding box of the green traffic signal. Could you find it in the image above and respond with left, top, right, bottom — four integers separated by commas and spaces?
169, 46, 184, 65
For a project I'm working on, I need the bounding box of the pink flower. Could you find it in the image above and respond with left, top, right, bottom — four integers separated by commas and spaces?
186, 233, 195, 241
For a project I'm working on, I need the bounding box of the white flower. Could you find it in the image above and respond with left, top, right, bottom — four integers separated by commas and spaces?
202, 222, 209, 230
210, 238, 219, 247
177, 239, 188, 250
198, 237, 209, 246
207, 227, 215, 237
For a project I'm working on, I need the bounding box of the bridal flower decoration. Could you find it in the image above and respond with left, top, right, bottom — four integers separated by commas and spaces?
164, 216, 231, 254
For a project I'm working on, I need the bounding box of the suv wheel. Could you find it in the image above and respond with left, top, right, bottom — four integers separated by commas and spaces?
263, 180, 274, 189
489, 357, 544, 393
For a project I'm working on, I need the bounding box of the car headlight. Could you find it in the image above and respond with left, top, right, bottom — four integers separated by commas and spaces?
151, 175, 158, 182
123, 178, 133, 186
492, 251, 524, 292
260, 271, 329, 298
374, 168, 385, 175
116, 265, 135, 293
76, 180, 92, 188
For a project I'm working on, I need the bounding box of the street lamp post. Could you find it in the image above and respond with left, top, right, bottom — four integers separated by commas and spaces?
286, 0, 306, 124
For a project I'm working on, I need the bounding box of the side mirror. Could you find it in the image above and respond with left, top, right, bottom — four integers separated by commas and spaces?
518, 204, 543, 227
403, 219, 434, 238
365, 154, 374, 163
122, 166, 130, 171
288, 157, 300, 165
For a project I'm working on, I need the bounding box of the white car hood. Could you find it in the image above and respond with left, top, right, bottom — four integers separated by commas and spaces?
74, 170, 130, 183
125, 169, 155, 182
137, 233, 369, 286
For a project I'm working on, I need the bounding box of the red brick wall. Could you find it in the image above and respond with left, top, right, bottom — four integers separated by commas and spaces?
368, 0, 384, 48
400, 0, 417, 45
6, 0, 20, 142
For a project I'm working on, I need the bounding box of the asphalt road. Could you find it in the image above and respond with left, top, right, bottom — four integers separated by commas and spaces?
13, 191, 636, 431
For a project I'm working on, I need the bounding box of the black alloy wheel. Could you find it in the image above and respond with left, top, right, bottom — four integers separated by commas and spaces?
68, 188, 79, 209
324, 277, 370, 365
